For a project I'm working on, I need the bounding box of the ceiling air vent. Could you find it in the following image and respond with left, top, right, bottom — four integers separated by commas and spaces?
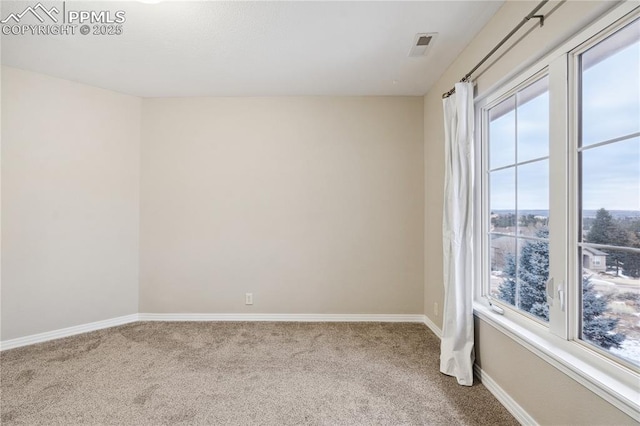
408, 33, 438, 57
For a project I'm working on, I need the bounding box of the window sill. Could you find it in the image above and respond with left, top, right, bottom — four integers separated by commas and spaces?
473, 302, 640, 421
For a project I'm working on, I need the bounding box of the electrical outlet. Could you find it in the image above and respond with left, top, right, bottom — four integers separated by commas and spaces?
434, 302, 439, 316
245, 293, 253, 305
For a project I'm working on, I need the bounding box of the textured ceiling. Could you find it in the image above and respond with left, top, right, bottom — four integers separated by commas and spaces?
1, 1, 503, 97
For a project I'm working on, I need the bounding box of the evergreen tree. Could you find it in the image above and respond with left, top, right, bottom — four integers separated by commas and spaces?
520, 214, 537, 227
496, 214, 627, 352
497, 229, 549, 321
587, 208, 616, 243
498, 253, 516, 305
622, 219, 640, 278
517, 229, 550, 321
624, 251, 640, 279
582, 277, 625, 349
492, 213, 516, 228
587, 208, 629, 276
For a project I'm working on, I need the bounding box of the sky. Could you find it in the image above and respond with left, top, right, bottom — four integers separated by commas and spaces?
580, 36, 639, 212
489, 30, 639, 213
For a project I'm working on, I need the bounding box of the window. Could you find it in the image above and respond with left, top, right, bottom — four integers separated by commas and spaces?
488, 76, 550, 323
577, 20, 640, 367
476, 4, 639, 416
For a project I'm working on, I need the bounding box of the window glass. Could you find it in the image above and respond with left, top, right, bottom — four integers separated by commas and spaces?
581, 137, 640, 245
517, 77, 549, 162
581, 247, 640, 367
578, 20, 640, 366
581, 21, 640, 146
517, 160, 549, 237
490, 236, 517, 303
489, 96, 516, 169
487, 76, 550, 323
490, 168, 516, 235
517, 237, 550, 322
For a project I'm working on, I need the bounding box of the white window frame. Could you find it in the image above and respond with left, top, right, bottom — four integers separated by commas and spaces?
473, 2, 640, 420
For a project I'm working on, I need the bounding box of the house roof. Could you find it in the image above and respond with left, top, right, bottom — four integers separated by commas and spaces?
583, 246, 609, 256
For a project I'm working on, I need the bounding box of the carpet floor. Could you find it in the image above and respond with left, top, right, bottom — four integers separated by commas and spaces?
1, 322, 517, 425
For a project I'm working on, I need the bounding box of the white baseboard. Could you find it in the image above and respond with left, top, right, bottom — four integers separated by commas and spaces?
0, 314, 139, 351
421, 314, 443, 339
138, 313, 426, 323
474, 364, 537, 426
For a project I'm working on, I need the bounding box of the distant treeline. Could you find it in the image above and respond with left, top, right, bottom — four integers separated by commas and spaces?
491, 209, 640, 219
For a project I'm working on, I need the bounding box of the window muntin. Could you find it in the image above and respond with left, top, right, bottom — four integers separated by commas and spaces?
487, 76, 550, 322
577, 20, 640, 367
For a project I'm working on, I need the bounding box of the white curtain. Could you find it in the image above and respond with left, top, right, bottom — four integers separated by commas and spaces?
440, 82, 475, 386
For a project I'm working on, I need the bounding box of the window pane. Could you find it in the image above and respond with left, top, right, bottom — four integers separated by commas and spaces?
490, 167, 516, 234
517, 238, 549, 322
490, 235, 517, 306
581, 248, 640, 367
517, 160, 549, 237
489, 96, 516, 169
577, 19, 640, 369
581, 20, 640, 146
581, 137, 640, 247
517, 77, 549, 162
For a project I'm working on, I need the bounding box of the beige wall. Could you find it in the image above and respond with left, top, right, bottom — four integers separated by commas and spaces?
1, 67, 140, 340
423, 1, 634, 424
140, 97, 424, 314
475, 319, 636, 425
1, 72, 423, 335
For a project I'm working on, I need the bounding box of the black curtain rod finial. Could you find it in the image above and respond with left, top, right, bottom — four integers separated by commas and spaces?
442, 87, 455, 99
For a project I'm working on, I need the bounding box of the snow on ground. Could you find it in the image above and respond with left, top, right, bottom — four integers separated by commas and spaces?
610, 339, 640, 367
591, 278, 616, 287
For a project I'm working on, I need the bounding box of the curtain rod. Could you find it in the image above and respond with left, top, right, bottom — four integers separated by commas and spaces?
442, 0, 549, 99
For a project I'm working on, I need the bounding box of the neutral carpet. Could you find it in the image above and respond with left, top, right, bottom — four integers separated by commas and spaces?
1, 322, 517, 425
